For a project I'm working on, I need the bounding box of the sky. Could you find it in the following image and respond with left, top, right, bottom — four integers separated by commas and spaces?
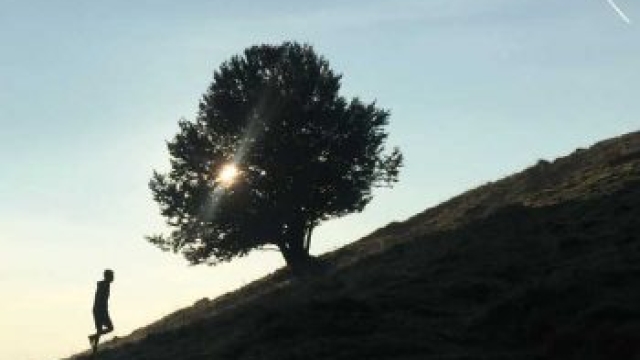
0, 0, 638, 359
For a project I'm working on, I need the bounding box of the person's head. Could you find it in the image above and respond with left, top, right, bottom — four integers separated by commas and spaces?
104, 269, 114, 282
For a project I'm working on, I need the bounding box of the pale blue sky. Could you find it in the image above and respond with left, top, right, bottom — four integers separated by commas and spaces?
0, 1, 638, 359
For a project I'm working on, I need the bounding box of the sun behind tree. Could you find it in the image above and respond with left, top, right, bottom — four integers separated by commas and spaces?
217, 163, 240, 187
148, 42, 403, 275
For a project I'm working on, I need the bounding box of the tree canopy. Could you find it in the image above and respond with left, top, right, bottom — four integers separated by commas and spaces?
149, 42, 402, 273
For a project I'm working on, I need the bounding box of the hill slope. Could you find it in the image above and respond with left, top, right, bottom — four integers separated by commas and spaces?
69, 131, 640, 360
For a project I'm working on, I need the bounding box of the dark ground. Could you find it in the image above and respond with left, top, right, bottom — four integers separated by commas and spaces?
68, 131, 640, 360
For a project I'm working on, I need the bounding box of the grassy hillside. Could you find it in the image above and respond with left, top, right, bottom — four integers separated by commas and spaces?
68, 131, 640, 360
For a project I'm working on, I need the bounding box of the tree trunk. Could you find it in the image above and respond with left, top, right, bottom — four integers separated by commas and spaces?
278, 240, 313, 276
277, 219, 318, 276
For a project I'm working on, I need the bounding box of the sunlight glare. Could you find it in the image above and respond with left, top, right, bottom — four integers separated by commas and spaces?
217, 163, 240, 187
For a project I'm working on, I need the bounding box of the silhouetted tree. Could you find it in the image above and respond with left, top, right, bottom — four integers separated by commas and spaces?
148, 42, 402, 274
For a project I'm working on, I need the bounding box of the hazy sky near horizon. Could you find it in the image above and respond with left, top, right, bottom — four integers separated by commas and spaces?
1, 0, 638, 359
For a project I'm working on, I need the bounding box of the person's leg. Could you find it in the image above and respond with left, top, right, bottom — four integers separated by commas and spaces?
98, 313, 113, 336
88, 311, 101, 352
89, 310, 112, 351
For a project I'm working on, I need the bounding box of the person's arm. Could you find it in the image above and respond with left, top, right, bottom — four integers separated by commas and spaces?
94, 281, 108, 308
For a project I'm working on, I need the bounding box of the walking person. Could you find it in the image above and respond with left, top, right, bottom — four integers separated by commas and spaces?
88, 269, 115, 353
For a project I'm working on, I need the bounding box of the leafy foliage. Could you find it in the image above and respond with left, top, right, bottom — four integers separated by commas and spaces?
149, 42, 402, 269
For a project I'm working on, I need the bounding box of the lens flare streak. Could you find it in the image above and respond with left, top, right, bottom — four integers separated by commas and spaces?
606, 0, 632, 24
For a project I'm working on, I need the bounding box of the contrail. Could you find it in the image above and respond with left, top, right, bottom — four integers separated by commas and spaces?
606, 0, 632, 24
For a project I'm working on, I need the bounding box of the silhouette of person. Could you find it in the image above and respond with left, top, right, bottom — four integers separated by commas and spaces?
88, 269, 114, 353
